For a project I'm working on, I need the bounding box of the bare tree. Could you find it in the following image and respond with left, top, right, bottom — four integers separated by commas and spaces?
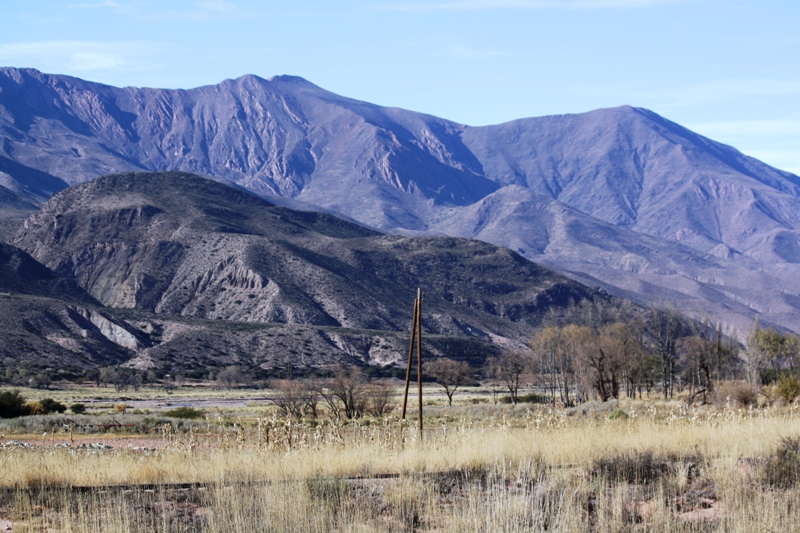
365, 382, 396, 417
490, 351, 529, 406
530, 327, 576, 406
216, 366, 248, 389
648, 307, 683, 398
561, 324, 596, 403
743, 318, 767, 387
677, 335, 714, 404
269, 379, 312, 419
425, 358, 473, 406
319, 365, 368, 419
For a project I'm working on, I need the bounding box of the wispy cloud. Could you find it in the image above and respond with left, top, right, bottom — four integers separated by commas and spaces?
68, 1, 246, 21
0, 41, 159, 72
68, 0, 121, 8
378, 0, 686, 12
395, 34, 506, 61
582, 79, 800, 109
195, 0, 235, 11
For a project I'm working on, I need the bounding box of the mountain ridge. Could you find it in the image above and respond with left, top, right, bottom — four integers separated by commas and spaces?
2, 68, 799, 335
5, 171, 621, 373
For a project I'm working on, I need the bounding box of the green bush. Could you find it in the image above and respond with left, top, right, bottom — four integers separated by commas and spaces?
777, 374, 800, 403
163, 406, 205, 419
0, 390, 29, 418
39, 398, 67, 414
499, 393, 545, 404
69, 403, 87, 414
609, 408, 628, 420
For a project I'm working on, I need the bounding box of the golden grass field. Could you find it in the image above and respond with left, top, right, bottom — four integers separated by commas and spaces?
2, 385, 800, 532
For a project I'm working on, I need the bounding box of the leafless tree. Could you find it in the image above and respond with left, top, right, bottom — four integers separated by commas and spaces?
561, 324, 596, 403
530, 327, 574, 406
490, 351, 530, 406
364, 381, 396, 417
648, 307, 683, 398
677, 335, 714, 404
216, 366, 248, 389
425, 358, 473, 406
319, 365, 368, 419
269, 379, 319, 419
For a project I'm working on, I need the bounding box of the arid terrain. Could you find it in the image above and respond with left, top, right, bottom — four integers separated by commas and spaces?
2, 382, 800, 532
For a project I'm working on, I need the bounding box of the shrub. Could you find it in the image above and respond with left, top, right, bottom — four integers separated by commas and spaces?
163, 406, 204, 419
500, 393, 545, 404
777, 374, 800, 403
306, 477, 350, 508
609, 408, 628, 420
592, 451, 690, 484
70, 403, 87, 414
25, 401, 45, 415
732, 383, 758, 407
0, 390, 29, 418
39, 398, 67, 414
764, 437, 800, 488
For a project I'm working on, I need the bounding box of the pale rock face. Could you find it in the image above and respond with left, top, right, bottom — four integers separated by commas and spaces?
69, 306, 147, 351
3, 68, 800, 334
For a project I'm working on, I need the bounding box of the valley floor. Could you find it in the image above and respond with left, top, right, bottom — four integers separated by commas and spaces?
1, 385, 800, 531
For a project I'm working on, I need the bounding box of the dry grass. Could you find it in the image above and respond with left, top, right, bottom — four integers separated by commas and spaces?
2, 400, 800, 531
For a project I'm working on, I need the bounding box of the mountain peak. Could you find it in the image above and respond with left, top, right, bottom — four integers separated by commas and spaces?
3, 69, 800, 335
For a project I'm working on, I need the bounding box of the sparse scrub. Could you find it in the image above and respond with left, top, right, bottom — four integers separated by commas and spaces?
763, 436, 800, 488
163, 406, 204, 419
4, 392, 800, 530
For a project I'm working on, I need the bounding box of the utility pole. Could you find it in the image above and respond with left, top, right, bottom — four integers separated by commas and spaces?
401, 288, 424, 440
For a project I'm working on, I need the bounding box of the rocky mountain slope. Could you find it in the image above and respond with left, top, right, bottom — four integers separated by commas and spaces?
0, 242, 143, 369
1, 68, 798, 335
7, 171, 612, 373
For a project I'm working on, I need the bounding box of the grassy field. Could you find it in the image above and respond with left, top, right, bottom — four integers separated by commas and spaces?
2, 385, 800, 531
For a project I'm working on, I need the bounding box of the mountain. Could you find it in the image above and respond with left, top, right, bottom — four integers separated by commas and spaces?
9, 171, 613, 373
0, 242, 147, 370
1, 67, 798, 335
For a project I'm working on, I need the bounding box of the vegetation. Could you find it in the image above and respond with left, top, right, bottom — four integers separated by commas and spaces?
163, 406, 205, 419
1, 397, 800, 530
4, 303, 800, 529
425, 358, 473, 405
0, 389, 27, 418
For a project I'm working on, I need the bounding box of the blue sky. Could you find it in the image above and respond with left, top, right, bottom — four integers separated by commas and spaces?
1, 0, 799, 173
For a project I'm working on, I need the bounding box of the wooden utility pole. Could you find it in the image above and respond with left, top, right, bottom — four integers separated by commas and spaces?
401, 288, 424, 440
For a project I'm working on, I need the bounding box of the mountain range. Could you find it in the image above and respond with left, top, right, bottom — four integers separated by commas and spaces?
1, 67, 799, 336
2, 171, 612, 374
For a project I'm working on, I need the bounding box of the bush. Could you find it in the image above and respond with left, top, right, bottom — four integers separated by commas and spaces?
764, 437, 800, 488
499, 393, 545, 404
777, 374, 800, 403
592, 451, 697, 484
163, 406, 205, 419
70, 403, 87, 414
609, 408, 628, 420
39, 398, 67, 414
732, 383, 758, 407
0, 390, 29, 418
